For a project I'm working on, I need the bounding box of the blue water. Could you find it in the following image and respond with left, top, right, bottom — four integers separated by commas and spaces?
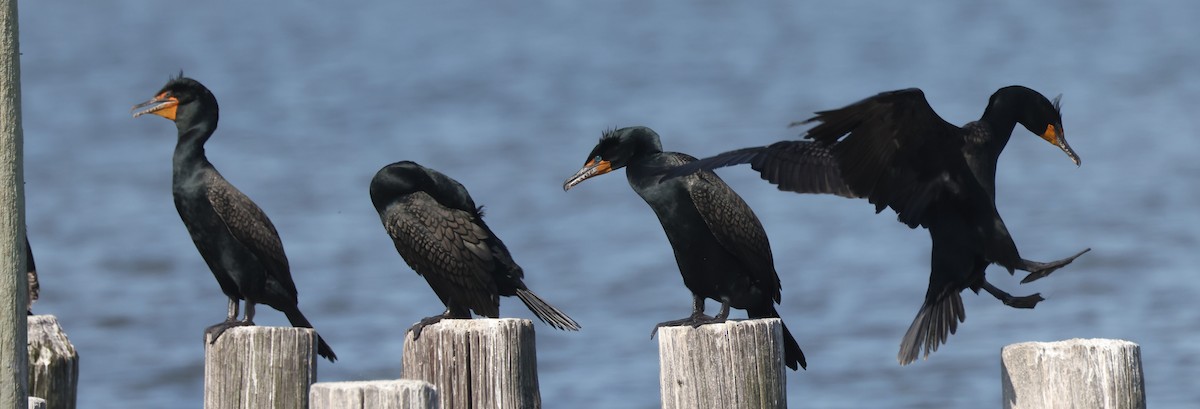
18, 1, 1200, 407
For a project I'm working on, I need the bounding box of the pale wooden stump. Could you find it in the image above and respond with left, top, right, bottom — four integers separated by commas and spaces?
0, 0, 26, 406
309, 380, 437, 409
204, 326, 318, 409
401, 318, 539, 409
657, 319, 786, 409
28, 397, 45, 409
1002, 338, 1145, 409
27, 315, 77, 409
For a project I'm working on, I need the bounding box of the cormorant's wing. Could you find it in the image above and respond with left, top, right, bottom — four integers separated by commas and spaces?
798, 88, 968, 228
411, 164, 526, 282
207, 178, 299, 300
383, 192, 500, 317
669, 153, 782, 302
669, 141, 857, 198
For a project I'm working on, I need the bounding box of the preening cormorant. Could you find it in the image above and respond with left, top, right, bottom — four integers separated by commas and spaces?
671, 86, 1090, 364
132, 75, 336, 362
369, 160, 580, 338
564, 126, 806, 370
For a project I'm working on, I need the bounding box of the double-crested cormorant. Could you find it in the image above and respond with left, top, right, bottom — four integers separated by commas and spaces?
25, 235, 37, 315
672, 86, 1090, 364
564, 126, 806, 370
132, 75, 336, 362
369, 160, 580, 338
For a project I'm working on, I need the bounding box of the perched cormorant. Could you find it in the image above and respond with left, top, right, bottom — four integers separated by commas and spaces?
564, 126, 807, 370
25, 235, 37, 315
369, 160, 580, 338
671, 86, 1090, 364
132, 75, 336, 362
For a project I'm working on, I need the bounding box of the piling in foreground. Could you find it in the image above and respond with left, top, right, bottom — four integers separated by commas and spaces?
309, 380, 437, 409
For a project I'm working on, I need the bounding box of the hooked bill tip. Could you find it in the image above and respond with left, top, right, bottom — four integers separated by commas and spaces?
1063, 146, 1081, 166
563, 165, 601, 191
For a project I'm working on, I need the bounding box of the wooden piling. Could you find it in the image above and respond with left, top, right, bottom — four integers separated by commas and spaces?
657, 319, 786, 409
26, 315, 76, 409
1001, 338, 1145, 409
0, 0, 28, 406
204, 326, 318, 409
309, 380, 437, 409
401, 318, 540, 409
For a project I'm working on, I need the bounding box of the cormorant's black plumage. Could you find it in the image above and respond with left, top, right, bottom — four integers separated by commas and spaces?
672, 87, 1089, 365
133, 76, 336, 362
564, 126, 806, 370
25, 235, 37, 315
370, 161, 580, 338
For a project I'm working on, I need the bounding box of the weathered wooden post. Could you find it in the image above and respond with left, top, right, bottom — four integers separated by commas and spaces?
309, 380, 437, 409
657, 319, 786, 409
26, 397, 43, 409
0, 0, 27, 406
26, 316, 75, 409
204, 326, 319, 409
1001, 338, 1145, 409
401, 318, 540, 409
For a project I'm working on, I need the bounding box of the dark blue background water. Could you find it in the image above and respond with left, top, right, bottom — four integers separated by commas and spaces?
18, 1, 1200, 407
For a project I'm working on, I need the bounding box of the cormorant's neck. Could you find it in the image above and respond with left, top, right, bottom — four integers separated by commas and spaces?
625, 149, 675, 194
172, 119, 217, 169
967, 106, 1017, 198
977, 102, 1019, 154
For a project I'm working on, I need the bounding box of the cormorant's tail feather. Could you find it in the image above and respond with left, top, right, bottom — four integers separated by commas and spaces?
897, 291, 965, 365
748, 305, 807, 370
284, 307, 338, 362
515, 288, 581, 331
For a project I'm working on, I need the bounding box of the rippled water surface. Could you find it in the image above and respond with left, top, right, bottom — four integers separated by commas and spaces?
18, 1, 1200, 408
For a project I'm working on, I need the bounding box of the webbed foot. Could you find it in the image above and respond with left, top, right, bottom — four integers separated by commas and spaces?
1020, 248, 1091, 284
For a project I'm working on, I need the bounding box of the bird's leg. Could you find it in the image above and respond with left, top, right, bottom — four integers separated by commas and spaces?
225, 298, 239, 322
651, 295, 724, 338
240, 302, 257, 325
205, 298, 254, 344
409, 307, 470, 341
712, 300, 731, 321
1018, 248, 1091, 284
981, 280, 1044, 309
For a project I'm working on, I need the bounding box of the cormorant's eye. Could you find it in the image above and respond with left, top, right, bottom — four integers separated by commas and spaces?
593, 155, 603, 164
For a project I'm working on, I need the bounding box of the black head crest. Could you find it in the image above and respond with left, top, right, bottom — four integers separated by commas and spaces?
600, 127, 619, 142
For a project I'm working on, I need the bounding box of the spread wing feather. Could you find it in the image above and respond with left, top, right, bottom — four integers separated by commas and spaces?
799, 88, 970, 228
667, 141, 856, 198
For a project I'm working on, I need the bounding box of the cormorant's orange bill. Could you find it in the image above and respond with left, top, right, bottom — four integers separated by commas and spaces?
131, 92, 179, 121
562, 158, 613, 191
1041, 124, 1081, 166
1040, 124, 1059, 145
